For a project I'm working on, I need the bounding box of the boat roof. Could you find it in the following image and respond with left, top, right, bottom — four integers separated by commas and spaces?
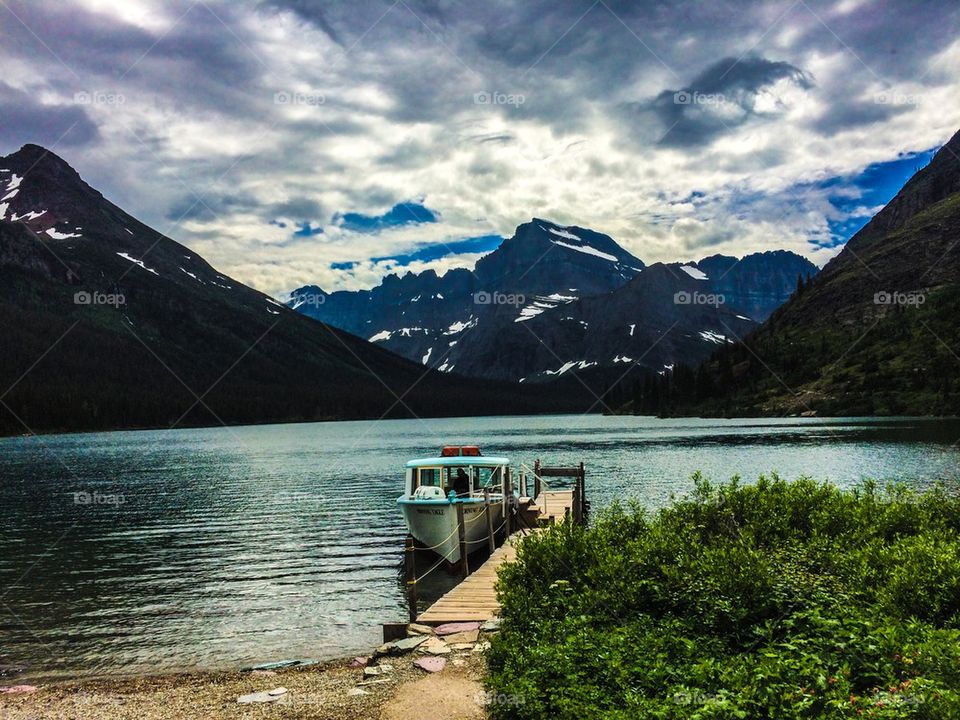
406, 456, 510, 468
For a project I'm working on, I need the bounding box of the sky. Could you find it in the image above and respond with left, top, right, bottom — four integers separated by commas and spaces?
1, 0, 958, 297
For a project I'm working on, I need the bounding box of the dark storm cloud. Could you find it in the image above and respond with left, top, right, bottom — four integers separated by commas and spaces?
0, 82, 99, 148
634, 56, 813, 147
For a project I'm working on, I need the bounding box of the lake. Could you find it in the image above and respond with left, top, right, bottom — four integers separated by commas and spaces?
1, 414, 959, 680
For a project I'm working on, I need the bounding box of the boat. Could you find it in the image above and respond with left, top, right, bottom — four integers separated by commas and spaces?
397, 446, 510, 563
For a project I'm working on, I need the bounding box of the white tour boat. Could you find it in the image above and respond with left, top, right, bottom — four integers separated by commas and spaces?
397, 446, 510, 563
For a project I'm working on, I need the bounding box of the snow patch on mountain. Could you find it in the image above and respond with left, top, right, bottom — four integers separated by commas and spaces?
680, 265, 708, 280
444, 318, 477, 335
550, 239, 618, 263
422, 347, 432, 364
545, 226, 581, 242
46, 228, 81, 240
117, 252, 159, 275
369, 330, 393, 342
544, 359, 598, 376
699, 330, 729, 344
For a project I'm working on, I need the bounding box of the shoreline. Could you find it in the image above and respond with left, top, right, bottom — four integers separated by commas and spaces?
1, 626, 495, 720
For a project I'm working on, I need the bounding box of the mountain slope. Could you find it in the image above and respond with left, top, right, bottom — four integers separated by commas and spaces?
0, 145, 581, 435
668, 128, 960, 416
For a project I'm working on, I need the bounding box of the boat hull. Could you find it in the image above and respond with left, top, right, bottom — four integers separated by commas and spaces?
398, 497, 505, 563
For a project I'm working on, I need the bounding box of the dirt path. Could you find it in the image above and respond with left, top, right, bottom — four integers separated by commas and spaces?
380, 667, 485, 720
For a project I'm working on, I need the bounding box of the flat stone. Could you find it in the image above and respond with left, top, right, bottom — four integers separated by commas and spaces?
347, 688, 369, 696
0, 685, 37, 694
363, 667, 381, 677
378, 664, 394, 673
407, 622, 434, 636
374, 643, 394, 658
434, 621, 481, 636
449, 643, 475, 650
420, 637, 451, 655
392, 635, 428, 653
443, 629, 480, 644
480, 618, 501, 632
348, 656, 368, 668
414, 656, 447, 673
246, 660, 299, 671
237, 688, 286, 704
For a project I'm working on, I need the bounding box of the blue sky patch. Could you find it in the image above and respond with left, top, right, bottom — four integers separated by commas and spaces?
821, 147, 937, 246
334, 201, 439, 233
330, 234, 503, 272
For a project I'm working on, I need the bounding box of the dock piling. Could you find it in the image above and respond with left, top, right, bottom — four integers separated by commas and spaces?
484, 488, 496, 553
455, 502, 469, 578
404, 535, 417, 623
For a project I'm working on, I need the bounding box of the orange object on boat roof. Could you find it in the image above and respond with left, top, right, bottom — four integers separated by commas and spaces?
440, 446, 483, 457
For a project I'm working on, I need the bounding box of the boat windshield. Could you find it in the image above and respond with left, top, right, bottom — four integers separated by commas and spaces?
414, 464, 504, 496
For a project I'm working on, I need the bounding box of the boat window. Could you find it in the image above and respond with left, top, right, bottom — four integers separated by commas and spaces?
417, 467, 441, 487
444, 466, 472, 497
474, 466, 502, 492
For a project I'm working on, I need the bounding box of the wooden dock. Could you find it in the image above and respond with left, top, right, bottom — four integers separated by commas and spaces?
416, 532, 523, 624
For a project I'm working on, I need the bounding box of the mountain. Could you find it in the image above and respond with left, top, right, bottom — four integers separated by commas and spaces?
291, 218, 645, 375
290, 221, 816, 383
0, 144, 582, 436
658, 127, 960, 417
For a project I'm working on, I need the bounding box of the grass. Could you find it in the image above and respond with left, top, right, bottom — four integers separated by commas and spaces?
488, 476, 960, 719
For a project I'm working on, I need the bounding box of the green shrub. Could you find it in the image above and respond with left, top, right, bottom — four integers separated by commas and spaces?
488, 476, 960, 719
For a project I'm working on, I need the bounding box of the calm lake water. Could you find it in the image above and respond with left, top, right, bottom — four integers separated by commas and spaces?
2, 414, 960, 680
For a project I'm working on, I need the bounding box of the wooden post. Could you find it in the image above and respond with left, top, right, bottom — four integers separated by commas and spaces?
404, 535, 417, 622
572, 481, 581, 527
533, 459, 541, 499
456, 502, 469, 578
484, 488, 495, 553
579, 461, 586, 524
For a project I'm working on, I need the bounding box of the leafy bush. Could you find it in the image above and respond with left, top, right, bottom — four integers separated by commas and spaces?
488, 475, 960, 719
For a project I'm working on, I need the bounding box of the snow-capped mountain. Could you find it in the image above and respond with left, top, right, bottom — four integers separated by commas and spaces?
290, 218, 817, 383
0, 144, 576, 435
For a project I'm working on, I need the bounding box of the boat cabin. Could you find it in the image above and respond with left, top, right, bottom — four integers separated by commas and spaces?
404, 446, 509, 499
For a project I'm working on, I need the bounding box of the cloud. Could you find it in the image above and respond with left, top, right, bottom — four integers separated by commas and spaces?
635, 56, 813, 147
0, 0, 958, 298
0, 82, 99, 148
